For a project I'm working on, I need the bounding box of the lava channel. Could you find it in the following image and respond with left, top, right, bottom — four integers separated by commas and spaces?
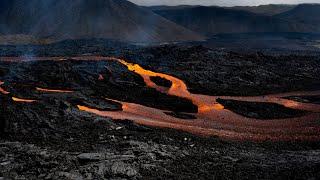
77, 57, 320, 142
2, 56, 320, 141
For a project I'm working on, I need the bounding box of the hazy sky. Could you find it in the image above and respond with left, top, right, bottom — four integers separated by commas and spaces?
129, 0, 319, 6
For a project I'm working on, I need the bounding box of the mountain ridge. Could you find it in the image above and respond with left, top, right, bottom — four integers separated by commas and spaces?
275, 4, 320, 25
152, 5, 316, 36
0, 0, 204, 43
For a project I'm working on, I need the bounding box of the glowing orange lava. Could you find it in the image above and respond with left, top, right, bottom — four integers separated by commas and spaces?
116, 59, 218, 112
77, 57, 320, 141
12, 97, 36, 103
36, 87, 74, 93
0, 88, 9, 94
2, 56, 320, 141
0, 81, 10, 95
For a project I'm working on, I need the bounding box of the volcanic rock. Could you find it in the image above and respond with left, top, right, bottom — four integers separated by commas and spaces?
150, 76, 172, 88
110, 162, 138, 177
77, 153, 105, 162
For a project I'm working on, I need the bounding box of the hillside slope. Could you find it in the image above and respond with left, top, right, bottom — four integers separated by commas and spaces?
0, 0, 204, 43
275, 4, 320, 26
153, 6, 316, 36
230, 4, 296, 16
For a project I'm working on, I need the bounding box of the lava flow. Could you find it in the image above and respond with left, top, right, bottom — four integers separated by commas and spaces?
12, 97, 36, 103
2, 56, 320, 141
78, 58, 320, 141
0, 81, 10, 95
1, 81, 36, 102
36, 87, 74, 93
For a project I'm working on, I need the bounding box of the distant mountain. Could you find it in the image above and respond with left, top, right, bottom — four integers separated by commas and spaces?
153, 6, 314, 36
0, 0, 204, 44
147, 5, 201, 11
229, 4, 296, 16
275, 4, 320, 25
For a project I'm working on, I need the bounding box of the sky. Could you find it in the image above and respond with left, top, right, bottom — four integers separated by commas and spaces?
129, 0, 319, 6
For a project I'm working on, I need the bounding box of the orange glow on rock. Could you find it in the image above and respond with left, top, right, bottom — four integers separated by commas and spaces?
213, 103, 225, 110
282, 100, 299, 108
117, 59, 216, 112
77, 105, 93, 112
36, 87, 74, 93
76, 58, 320, 141
12, 97, 36, 103
2, 56, 320, 141
0, 81, 10, 94
0, 87, 10, 95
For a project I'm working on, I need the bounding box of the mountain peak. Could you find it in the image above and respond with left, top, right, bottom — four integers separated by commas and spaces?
275, 3, 320, 25
0, 0, 204, 43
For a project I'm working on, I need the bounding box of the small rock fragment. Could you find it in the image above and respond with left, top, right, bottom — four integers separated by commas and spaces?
77, 153, 104, 161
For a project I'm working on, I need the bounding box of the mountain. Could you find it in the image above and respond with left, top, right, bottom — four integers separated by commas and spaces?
229, 4, 296, 16
275, 4, 320, 26
147, 5, 201, 11
0, 0, 204, 43
153, 6, 314, 36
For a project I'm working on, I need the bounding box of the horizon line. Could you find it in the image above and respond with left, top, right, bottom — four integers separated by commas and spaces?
141, 3, 320, 8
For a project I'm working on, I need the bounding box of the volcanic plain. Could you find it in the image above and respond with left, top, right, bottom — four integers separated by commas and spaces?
1, 41, 320, 179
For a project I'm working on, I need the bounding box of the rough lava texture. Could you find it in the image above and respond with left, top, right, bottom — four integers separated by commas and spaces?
124, 45, 320, 96
0, 42, 320, 179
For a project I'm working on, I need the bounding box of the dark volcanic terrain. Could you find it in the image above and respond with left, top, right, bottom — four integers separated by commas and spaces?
0, 41, 320, 179
152, 5, 319, 36
123, 45, 320, 96
0, 0, 203, 43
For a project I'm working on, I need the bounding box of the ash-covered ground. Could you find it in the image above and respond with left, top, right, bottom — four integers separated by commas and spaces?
1, 40, 320, 179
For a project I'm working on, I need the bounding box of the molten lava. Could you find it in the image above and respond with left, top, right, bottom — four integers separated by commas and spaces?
0, 81, 10, 95
2, 56, 320, 141
36, 87, 74, 93
12, 97, 36, 103
116, 59, 220, 112
77, 57, 320, 141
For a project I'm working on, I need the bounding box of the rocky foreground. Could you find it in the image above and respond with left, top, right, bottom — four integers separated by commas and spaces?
1, 42, 320, 179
